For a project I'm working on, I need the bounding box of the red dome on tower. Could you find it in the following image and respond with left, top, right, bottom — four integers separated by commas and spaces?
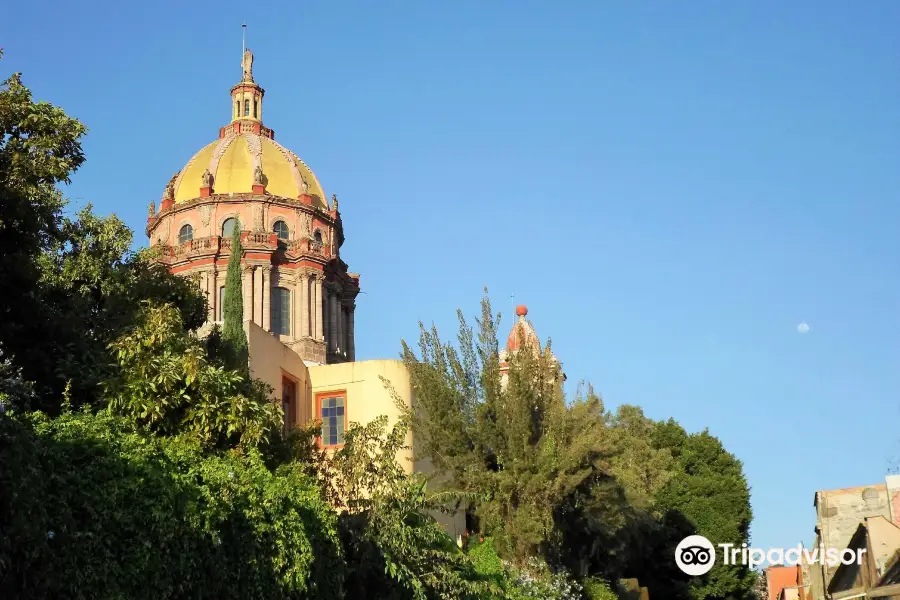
506, 306, 539, 352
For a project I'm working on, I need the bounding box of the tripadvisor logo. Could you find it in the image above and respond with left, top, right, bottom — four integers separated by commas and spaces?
675, 535, 716, 576
675, 535, 868, 575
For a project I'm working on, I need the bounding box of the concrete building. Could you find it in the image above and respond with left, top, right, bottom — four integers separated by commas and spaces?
808, 475, 900, 599
826, 515, 900, 598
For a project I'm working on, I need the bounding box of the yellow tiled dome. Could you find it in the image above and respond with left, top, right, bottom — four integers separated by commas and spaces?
170, 131, 327, 209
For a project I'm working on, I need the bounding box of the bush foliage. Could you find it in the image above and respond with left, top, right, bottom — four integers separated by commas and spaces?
0, 408, 343, 600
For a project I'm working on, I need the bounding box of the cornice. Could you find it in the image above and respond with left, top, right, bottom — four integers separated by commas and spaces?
146, 194, 333, 237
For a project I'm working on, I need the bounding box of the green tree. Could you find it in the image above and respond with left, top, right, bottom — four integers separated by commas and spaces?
0, 61, 83, 399
104, 302, 281, 452
651, 422, 757, 600
0, 62, 204, 413
32, 208, 204, 409
607, 410, 756, 600
316, 411, 497, 600
223, 218, 248, 371
400, 291, 620, 569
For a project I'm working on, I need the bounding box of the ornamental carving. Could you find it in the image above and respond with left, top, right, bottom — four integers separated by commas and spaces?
252, 205, 264, 232
164, 181, 174, 201
200, 204, 212, 228
298, 212, 313, 238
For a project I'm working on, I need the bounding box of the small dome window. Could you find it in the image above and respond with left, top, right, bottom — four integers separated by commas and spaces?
273, 220, 289, 241
313, 230, 323, 244
178, 224, 193, 244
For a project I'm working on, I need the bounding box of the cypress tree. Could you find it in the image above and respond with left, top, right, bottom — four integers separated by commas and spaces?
222, 219, 248, 371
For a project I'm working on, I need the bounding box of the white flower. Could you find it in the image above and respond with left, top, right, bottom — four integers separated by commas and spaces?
47, 531, 55, 539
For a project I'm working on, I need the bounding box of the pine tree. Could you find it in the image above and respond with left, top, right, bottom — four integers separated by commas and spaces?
222, 219, 248, 371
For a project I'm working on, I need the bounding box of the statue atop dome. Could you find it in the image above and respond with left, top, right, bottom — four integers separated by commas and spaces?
241, 49, 254, 82
331, 193, 339, 212
253, 165, 264, 185
201, 169, 212, 188
148, 200, 155, 218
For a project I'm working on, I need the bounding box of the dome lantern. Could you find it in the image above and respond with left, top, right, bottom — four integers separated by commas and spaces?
222, 48, 275, 140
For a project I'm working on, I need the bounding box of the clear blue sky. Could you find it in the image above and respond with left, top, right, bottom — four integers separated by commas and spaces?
3, 0, 899, 559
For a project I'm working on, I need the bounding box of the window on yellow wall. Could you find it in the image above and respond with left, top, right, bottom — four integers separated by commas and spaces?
253, 100, 258, 118
244, 99, 250, 117
316, 392, 345, 447
282, 376, 296, 434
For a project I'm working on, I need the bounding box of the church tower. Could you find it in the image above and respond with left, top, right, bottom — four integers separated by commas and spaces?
146, 48, 359, 366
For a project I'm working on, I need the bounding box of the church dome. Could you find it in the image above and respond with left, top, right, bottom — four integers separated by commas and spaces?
160, 47, 328, 211
168, 132, 327, 209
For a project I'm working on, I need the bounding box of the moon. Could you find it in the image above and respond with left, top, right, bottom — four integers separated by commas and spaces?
797, 322, 810, 334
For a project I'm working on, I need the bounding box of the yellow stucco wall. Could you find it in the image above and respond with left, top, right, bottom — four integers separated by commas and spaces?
308, 359, 414, 470
240, 335, 465, 538
245, 320, 312, 426
308, 359, 465, 538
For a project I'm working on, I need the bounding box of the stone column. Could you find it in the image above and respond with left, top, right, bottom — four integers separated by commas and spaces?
261, 268, 270, 332
335, 294, 343, 355
241, 265, 253, 325
314, 277, 324, 340
329, 288, 338, 353
208, 269, 218, 323
348, 303, 355, 361
296, 271, 308, 339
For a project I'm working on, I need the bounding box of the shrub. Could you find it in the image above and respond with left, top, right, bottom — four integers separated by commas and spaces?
0, 408, 344, 599
583, 578, 619, 600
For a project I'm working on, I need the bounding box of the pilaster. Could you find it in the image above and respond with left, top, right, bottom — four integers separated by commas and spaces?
314, 277, 324, 340
241, 265, 253, 323
296, 271, 309, 339
348, 302, 356, 361
253, 266, 263, 327
261, 267, 270, 332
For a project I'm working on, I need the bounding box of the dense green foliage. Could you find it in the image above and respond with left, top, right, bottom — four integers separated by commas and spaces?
0, 408, 343, 600
223, 218, 249, 371
104, 302, 282, 451
400, 291, 757, 600
314, 412, 497, 599
0, 65, 204, 413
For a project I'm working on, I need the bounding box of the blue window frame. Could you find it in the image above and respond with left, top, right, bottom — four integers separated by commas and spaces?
318, 395, 345, 447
